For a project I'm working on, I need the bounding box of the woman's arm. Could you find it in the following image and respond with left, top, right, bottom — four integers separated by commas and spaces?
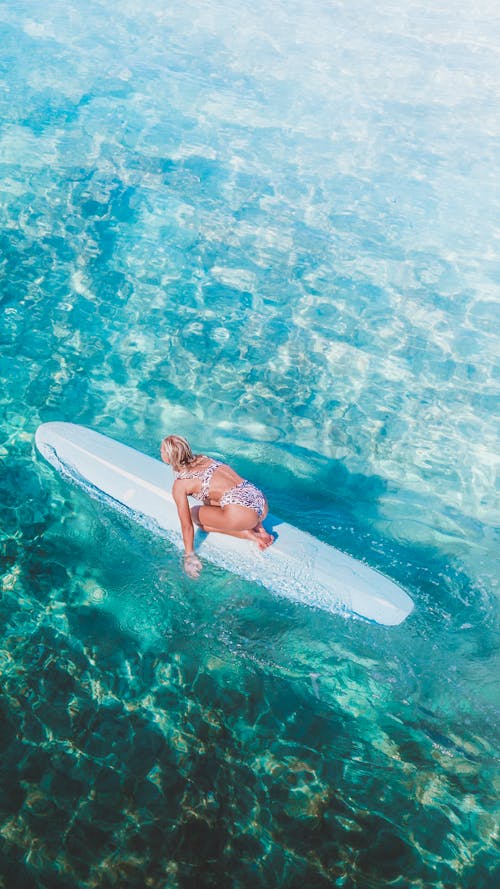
173, 481, 202, 577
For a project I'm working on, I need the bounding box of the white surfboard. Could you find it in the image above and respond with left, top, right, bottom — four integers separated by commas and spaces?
35, 422, 414, 625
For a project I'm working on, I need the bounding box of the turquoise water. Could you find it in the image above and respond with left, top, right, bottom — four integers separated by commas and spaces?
1, 0, 499, 886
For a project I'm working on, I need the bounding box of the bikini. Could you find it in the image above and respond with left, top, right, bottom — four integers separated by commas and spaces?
176, 459, 266, 518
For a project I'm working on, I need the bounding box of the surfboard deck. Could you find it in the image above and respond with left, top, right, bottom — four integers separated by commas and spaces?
35, 422, 414, 625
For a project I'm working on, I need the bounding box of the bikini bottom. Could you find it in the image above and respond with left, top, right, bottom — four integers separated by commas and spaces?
219, 481, 265, 518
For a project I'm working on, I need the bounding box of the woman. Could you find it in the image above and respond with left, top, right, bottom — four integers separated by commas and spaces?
161, 435, 274, 578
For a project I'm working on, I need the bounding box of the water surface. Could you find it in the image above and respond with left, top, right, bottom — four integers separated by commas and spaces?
1, 1, 499, 887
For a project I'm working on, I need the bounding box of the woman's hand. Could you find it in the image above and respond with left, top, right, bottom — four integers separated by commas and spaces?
184, 552, 202, 578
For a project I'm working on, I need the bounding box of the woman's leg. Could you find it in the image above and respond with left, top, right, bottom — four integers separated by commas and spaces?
191, 505, 273, 549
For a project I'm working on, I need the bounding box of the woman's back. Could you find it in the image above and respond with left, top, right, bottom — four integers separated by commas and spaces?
175, 456, 244, 503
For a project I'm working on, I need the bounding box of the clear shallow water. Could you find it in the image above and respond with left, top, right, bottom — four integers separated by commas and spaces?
0, 0, 499, 886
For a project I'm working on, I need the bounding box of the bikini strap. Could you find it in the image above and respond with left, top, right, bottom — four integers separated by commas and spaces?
199, 460, 221, 500
176, 459, 221, 500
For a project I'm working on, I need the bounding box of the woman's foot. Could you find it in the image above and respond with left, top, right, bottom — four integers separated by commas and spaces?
248, 522, 274, 550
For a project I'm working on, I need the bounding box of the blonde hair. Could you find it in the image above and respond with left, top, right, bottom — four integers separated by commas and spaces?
161, 434, 198, 472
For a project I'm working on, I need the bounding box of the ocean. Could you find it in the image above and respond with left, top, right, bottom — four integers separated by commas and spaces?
0, 1, 498, 886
